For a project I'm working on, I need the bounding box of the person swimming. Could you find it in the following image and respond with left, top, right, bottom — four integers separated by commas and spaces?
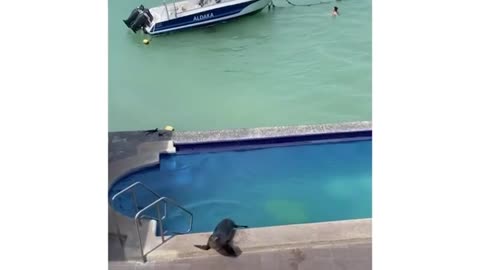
332, 6, 339, 16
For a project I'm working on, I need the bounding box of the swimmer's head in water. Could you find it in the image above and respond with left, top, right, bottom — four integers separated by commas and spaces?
332, 6, 339, 16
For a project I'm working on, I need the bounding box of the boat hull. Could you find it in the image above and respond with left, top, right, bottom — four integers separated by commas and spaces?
146, 0, 270, 35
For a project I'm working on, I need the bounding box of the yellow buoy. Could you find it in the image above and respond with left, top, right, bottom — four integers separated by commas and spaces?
143, 39, 150, 45
164, 125, 174, 131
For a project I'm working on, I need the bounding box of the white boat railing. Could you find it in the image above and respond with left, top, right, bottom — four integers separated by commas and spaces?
163, 0, 171, 20
162, 0, 242, 18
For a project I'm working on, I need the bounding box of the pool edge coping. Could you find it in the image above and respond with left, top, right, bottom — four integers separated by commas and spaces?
173, 121, 372, 144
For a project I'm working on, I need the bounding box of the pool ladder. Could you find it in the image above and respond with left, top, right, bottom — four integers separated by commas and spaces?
111, 182, 193, 262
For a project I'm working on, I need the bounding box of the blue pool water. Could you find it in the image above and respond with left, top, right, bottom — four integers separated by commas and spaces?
109, 139, 372, 233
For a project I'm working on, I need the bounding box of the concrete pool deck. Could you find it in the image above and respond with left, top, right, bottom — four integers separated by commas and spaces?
110, 219, 371, 270
108, 121, 372, 269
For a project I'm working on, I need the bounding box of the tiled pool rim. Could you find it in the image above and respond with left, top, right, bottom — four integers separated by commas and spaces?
108, 121, 372, 263
173, 121, 371, 144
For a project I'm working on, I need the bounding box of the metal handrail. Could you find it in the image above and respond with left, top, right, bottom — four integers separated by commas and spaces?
111, 182, 163, 212
173, 1, 177, 18
111, 181, 193, 263
134, 196, 193, 262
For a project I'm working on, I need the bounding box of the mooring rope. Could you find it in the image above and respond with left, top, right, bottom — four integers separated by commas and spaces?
284, 0, 335, 7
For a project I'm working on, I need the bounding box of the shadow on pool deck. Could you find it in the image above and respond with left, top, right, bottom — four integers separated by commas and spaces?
109, 233, 127, 261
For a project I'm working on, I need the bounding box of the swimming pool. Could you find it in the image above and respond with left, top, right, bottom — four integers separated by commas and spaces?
109, 133, 372, 234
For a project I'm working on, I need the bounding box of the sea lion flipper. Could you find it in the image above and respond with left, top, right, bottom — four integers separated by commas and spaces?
194, 244, 210, 250
234, 224, 248, 228
223, 244, 238, 257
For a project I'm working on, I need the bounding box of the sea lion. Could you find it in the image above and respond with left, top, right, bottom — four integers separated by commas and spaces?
194, 218, 248, 256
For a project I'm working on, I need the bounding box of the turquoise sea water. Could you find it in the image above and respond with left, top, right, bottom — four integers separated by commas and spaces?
109, 139, 372, 233
109, 0, 371, 131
